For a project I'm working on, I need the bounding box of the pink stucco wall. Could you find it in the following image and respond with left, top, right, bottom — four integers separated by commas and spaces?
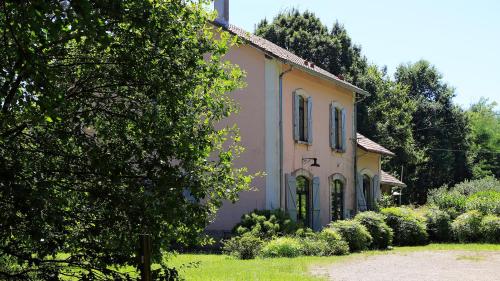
281, 69, 356, 226
206, 44, 268, 231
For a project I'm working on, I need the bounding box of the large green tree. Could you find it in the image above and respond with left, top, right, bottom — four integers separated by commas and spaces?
0, 0, 251, 279
467, 98, 500, 178
395, 60, 474, 202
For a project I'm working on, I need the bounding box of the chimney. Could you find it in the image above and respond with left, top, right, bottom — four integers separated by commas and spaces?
214, 0, 229, 25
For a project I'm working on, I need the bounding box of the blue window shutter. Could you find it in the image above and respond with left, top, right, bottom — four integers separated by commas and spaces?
372, 175, 380, 202
341, 108, 346, 152
356, 172, 367, 212
312, 176, 321, 231
286, 174, 297, 221
330, 103, 336, 149
307, 96, 313, 145
293, 93, 300, 141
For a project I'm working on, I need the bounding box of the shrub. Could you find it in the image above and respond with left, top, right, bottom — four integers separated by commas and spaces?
300, 237, 330, 256
423, 207, 453, 242
354, 211, 393, 249
480, 215, 500, 243
330, 220, 372, 252
378, 194, 395, 209
317, 228, 350, 255
427, 188, 466, 215
294, 227, 315, 238
222, 233, 264, 260
261, 237, 302, 258
452, 177, 500, 195
233, 209, 298, 239
465, 190, 500, 215
381, 207, 428, 246
451, 210, 483, 242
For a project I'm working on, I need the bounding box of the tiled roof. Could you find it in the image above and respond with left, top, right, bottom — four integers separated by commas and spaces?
218, 22, 369, 96
356, 133, 395, 156
381, 170, 406, 187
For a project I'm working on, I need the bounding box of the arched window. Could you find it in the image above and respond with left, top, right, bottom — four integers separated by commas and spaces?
296, 175, 311, 226
331, 179, 344, 221
363, 174, 372, 210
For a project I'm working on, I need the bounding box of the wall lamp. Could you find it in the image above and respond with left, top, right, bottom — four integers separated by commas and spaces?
302, 157, 320, 167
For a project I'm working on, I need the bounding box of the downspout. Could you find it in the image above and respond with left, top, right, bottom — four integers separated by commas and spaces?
279, 65, 293, 210
353, 92, 367, 215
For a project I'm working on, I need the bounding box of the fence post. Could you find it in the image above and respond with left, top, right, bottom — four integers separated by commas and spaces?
139, 234, 152, 281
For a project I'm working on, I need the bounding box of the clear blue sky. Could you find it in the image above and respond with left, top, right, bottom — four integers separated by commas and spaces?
224, 0, 500, 109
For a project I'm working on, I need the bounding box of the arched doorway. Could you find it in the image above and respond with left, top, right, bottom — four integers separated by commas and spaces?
331, 178, 344, 221
296, 175, 311, 227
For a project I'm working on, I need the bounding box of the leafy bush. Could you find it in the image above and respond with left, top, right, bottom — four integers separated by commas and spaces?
354, 211, 393, 249
378, 194, 395, 209
261, 237, 302, 258
465, 190, 500, 215
451, 210, 483, 242
222, 233, 264, 260
423, 207, 453, 242
294, 227, 315, 238
480, 214, 500, 243
427, 188, 466, 215
330, 220, 372, 252
233, 209, 298, 239
452, 177, 500, 195
300, 237, 330, 256
317, 229, 350, 255
428, 177, 500, 216
381, 207, 428, 246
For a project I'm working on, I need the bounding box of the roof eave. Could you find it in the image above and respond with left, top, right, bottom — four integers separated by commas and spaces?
286, 61, 370, 96
357, 145, 395, 157
381, 180, 407, 187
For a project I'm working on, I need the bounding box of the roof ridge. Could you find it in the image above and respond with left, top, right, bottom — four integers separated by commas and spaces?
218, 22, 369, 96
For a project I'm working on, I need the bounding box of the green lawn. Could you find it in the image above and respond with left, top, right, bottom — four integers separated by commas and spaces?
168, 244, 500, 281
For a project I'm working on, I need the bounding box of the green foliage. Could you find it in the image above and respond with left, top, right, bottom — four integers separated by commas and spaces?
480, 215, 500, 243
354, 211, 393, 249
467, 98, 500, 179
378, 194, 396, 209
381, 207, 428, 246
299, 237, 330, 257
423, 208, 453, 242
329, 220, 372, 252
465, 191, 500, 215
0, 0, 252, 279
222, 233, 264, 260
451, 211, 483, 242
316, 229, 350, 256
233, 209, 298, 239
428, 177, 500, 216
395, 60, 474, 203
261, 237, 303, 258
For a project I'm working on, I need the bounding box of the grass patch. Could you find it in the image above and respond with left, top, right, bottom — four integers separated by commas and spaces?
168, 244, 500, 281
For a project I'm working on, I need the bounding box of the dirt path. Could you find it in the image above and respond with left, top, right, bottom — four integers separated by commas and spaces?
311, 250, 500, 281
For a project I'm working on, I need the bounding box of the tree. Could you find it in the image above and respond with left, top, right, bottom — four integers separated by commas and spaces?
395, 60, 474, 202
256, 10, 367, 83
467, 98, 500, 178
0, 0, 251, 279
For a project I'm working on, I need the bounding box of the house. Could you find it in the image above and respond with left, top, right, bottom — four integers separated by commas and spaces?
207, 0, 405, 233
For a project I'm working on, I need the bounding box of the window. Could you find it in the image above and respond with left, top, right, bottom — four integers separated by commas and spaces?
334, 107, 341, 149
293, 90, 312, 144
296, 176, 311, 227
330, 103, 346, 152
363, 174, 372, 210
331, 179, 344, 221
298, 95, 306, 142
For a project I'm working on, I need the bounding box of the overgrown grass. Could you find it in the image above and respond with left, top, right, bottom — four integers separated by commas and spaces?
168, 244, 500, 281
